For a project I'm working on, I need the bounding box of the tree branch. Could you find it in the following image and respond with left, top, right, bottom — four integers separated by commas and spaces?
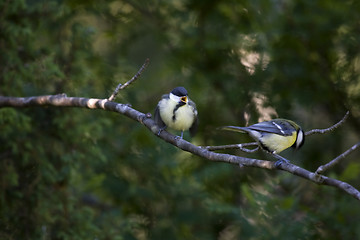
316, 142, 360, 175
202, 142, 259, 153
1, 95, 360, 200
108, 58, 150, 101
305, 111, 349, 136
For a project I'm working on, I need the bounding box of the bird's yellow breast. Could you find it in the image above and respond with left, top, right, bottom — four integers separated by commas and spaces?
158, 99, 195, 131
260, 131, 297, 153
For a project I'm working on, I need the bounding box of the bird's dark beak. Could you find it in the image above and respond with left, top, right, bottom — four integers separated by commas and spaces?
181, 96, 187, 103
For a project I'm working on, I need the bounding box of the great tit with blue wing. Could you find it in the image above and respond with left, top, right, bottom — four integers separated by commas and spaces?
220, 119, 305, 154
154, 86, 198, 139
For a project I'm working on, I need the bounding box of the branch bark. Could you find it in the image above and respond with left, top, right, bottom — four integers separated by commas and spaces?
1, 95, 360, 200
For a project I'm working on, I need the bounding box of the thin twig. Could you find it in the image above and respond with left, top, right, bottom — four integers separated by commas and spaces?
305, 111, 349, 136
108, 58, 150, 101
316, 142, 360, 175
202, 142, 259, 153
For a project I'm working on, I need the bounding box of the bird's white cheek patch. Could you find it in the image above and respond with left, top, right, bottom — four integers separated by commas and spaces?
169, 93, 181, 102
296, 130, 304, 148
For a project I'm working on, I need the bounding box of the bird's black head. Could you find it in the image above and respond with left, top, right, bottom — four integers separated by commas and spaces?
171, 87, 188, 97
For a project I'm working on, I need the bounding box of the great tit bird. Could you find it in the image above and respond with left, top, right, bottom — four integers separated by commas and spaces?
220, 119, 305, 154
154, 86, 198, 139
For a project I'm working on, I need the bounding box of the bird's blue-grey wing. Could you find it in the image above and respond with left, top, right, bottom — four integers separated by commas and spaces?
153, 94, 169, 128
188, 99, 198, 137
189, 116, 198, 137
247, 120, 294, 136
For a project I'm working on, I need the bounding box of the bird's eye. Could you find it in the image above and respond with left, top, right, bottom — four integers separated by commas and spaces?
181, 96, 187, 103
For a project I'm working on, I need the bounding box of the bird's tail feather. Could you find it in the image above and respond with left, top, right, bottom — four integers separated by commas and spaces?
218, 126, 248, 133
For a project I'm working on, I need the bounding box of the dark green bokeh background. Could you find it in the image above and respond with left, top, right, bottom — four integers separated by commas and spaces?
1, 0, 360, 239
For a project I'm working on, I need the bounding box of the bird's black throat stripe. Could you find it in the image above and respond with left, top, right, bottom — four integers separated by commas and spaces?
172, 101, 186, 121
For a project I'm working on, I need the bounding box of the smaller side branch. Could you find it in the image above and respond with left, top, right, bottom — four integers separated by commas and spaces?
108, 58, 150, 101
316, 142, 360, 175
202, 142, 259, 153
305, 111, 349, 136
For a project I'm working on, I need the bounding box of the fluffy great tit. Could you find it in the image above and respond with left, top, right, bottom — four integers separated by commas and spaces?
154, 86, 198, 138
220, 119, 305, 154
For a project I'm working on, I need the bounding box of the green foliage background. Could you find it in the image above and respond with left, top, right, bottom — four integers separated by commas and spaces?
1, 0, 360, 239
